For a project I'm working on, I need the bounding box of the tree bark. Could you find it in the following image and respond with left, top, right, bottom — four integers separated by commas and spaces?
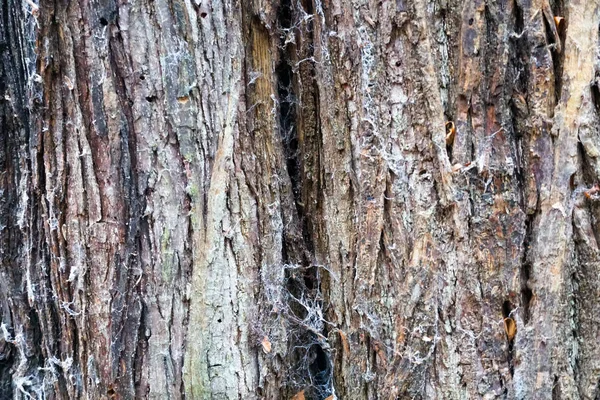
2, 0, 600, 398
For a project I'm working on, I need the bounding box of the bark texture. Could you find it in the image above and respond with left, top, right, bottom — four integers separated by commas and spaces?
2, 0, 600, 398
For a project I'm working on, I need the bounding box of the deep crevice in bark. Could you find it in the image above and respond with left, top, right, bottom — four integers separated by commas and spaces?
520, 204, 535, 326
512, 6, 527, 94
551, 0, 566, 103
276, 58, 301, 216
275, 1, 333, 398
553, 374, 561, 400
521, 261, 533, 325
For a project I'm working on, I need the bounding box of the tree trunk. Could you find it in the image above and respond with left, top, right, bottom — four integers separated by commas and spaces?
2, 0, 600, 398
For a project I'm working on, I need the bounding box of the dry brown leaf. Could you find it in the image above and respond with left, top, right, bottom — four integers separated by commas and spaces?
445, 121, 456, 146
261, 336, 271, 353
504, 317, 517, 341
554, 16, 564, 27
291, 390, 305, 400
325, 396, 335, 400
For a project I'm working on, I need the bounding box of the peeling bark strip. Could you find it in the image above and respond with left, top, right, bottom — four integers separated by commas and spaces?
3, 0, 600, 398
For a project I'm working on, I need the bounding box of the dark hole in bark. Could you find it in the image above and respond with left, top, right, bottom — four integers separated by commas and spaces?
145, 95, 157, 103
303, 266, 316, 290
446, 134, 454, 162
99, 17, 109, 26
309, 344, 333, 398
139, 75, 145, 81
278, 0, 293, 29
217, 319, 222, 323
502, 300, 513, 319
514, 0, 524, 33
200, 12, 208, 18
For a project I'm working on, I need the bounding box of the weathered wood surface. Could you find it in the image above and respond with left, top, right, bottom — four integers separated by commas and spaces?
2, 0, 600, 398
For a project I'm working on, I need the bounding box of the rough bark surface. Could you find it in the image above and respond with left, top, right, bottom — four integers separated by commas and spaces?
2, 0, 600, 399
